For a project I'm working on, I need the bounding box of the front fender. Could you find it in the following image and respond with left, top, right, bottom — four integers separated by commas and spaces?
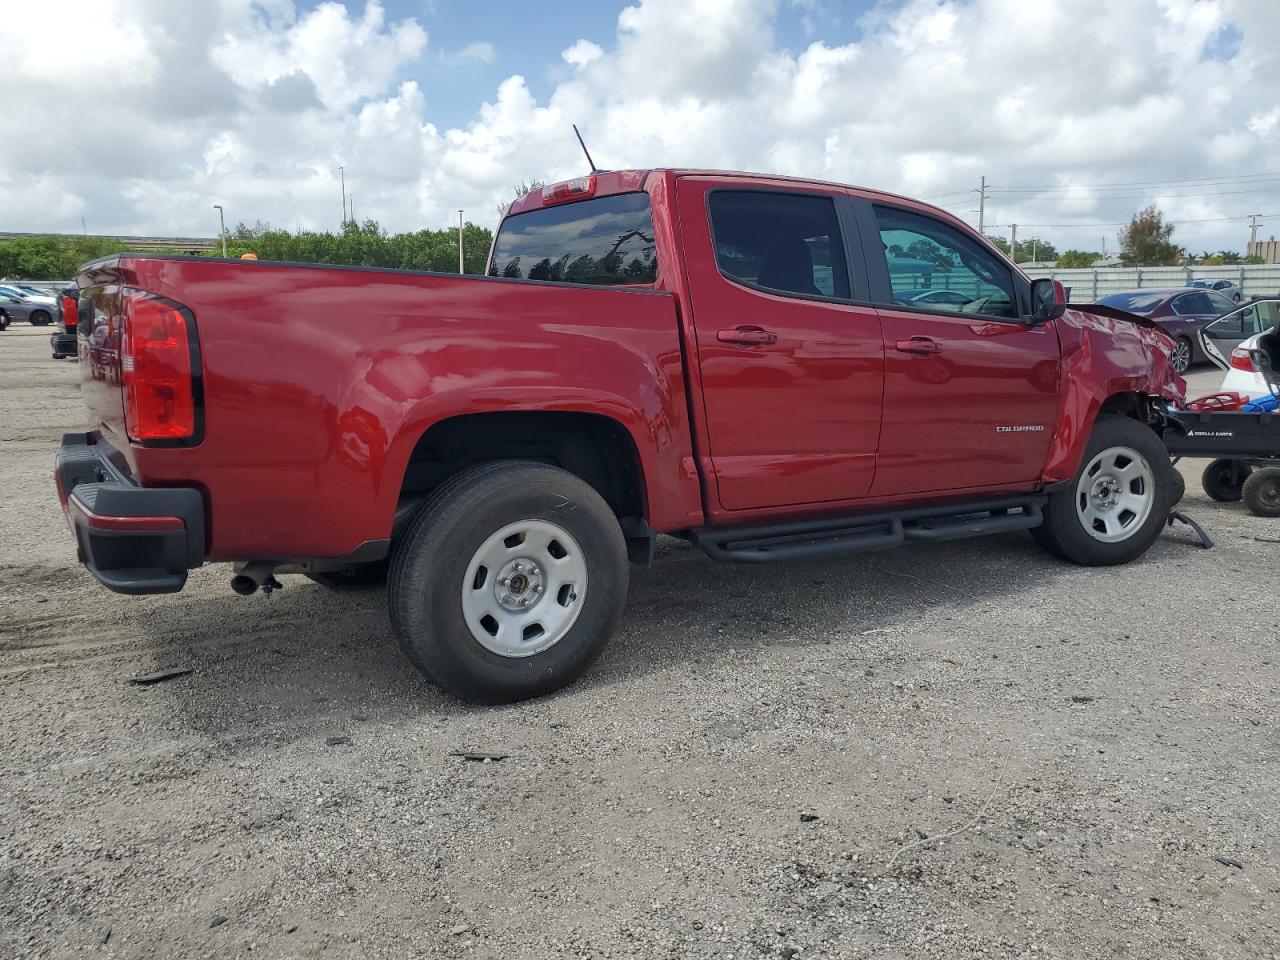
1040, 307, 1185, 483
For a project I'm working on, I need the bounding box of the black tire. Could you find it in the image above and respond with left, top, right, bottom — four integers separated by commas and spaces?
388, 460, 629, 703
1201, 458, 1250, 502
1031, 416, 1177, 565
1170, 337, 1193, 374
306, 560, 389, 590
1169, 465, 1186, 508
0, 311, 9, 330
29, 310, 51, 327
1242, 467, 1280, 518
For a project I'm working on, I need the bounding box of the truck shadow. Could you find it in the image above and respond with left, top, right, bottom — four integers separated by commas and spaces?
128, 527, 1117, 741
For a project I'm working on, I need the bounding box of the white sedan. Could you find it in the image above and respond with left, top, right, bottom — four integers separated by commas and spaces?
1200, 299, 1280, 399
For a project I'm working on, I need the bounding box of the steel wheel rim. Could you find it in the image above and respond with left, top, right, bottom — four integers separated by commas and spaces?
1259, 477, 1280, 508
461, 519, 588, 658
1171, 340, 1191, 373
1075, 445, 1156, 543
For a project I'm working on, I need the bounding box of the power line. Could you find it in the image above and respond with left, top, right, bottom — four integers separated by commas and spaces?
986, 170, 1280, 190
986, 185, 1280, 201
984, 212, 1280, 230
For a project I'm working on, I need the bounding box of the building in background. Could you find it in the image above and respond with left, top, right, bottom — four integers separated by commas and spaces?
1247, 238, 1279, 264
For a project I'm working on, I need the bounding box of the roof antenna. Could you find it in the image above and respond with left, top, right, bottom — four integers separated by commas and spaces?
573, 124, 599, 173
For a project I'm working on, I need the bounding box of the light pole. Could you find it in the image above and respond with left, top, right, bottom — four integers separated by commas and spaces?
458, 210, 465, 274
213, 204, 227, 257
338, 165, 347, 224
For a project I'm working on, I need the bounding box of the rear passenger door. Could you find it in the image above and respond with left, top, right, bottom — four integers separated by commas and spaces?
857, 201, 1061, 497
676, 178, 884, 512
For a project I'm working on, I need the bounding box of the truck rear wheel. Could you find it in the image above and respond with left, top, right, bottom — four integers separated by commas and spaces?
1031, 416, 1175, 565
388, 460, 629, 703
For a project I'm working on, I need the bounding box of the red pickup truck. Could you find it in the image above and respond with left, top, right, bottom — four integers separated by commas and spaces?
58, 168, 1185, 701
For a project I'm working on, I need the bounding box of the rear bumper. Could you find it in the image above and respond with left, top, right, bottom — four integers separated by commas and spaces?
56, 432, 204, 594
50, 331, 76, 358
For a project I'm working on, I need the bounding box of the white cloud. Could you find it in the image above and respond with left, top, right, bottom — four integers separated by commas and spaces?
1, 0, 1278, 255
457, 41, 496, 63
562, 39, 604, 67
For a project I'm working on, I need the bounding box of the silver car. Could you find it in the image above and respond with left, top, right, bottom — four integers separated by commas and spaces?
1189, 278, 1244, 304
0, 291, 57, 327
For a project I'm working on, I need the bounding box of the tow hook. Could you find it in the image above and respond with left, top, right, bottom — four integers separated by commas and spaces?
230, 562, 283, 596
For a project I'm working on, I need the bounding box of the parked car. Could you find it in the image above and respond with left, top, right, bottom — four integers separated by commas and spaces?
0, 291, 57, 327
55, 168, 1185, 703
1095, 287, 1235, 374
898, 289, 974, 306
1188, 277, 1244, 303
0, 283, 57, 304
1198, 298, 1280, 400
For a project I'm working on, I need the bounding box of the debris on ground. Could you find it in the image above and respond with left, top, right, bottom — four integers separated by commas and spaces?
129, 667, 193, 686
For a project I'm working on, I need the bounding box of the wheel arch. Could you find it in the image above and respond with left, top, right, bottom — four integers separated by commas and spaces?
387, 408, 658, 561
1041, 389, 1173, 484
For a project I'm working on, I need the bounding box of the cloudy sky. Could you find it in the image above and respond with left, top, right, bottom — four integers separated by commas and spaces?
3, 0, 1278, 253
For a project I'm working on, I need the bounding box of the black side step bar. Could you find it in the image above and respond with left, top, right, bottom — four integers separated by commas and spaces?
690, 495, 1047, 563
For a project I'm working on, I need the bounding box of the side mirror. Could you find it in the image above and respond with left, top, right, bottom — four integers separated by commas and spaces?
1030, 278, 1066, 324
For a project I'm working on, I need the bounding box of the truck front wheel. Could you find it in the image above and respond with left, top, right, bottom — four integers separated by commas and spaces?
388, 460, 629, 703
1032, 416, 1176, 565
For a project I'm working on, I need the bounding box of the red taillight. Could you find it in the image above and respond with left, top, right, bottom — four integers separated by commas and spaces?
542, 176, 596, 205
60, 294, 78, 331
1230, 347, 1255, 372
121, 290, 196, 442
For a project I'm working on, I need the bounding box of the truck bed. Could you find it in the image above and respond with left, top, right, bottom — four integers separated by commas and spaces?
75, 256, 698, 561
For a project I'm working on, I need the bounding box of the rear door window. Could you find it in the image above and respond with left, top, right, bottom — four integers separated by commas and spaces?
1207, 291, 1235, 314
1173, 292, 1213, 315
489, 192, 657, 285
707, 191, 851, 300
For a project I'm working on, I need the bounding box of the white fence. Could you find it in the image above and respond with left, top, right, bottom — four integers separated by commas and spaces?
1025, 264, 1280, 302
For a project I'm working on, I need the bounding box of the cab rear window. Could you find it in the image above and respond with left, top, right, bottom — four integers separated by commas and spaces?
488, 192, 657, 285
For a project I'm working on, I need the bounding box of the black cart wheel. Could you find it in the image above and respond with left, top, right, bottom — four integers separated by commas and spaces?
1201, 458, 1250, 502
1242, 467, 1280, 518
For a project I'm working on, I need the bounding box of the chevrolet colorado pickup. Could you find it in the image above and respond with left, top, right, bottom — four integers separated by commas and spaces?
57, 168, 1186, 702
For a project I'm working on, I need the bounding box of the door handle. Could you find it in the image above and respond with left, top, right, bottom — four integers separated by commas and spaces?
717, 325, 777, 346
895, 336, 942, 355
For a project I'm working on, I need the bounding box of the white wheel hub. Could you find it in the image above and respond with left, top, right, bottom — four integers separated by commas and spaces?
1075, 445, 1155, 543
461, 519, 587, 658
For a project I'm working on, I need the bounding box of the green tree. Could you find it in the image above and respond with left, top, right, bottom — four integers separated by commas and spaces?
1119, 206, 1181, 266
1056, 250, 1099, 268
497, 179, 546, 217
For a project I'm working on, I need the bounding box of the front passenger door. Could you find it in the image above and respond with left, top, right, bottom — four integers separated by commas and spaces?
861, 202, 1061, 497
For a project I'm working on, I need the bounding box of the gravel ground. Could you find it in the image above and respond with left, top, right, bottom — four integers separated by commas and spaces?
1, 324, 1277, 960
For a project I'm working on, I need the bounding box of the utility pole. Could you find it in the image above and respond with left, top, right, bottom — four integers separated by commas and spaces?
213, 204, 227, 257
1101, 236, 1108, 259
1249, 214, 1263, 250
975, 176, 987, 235
349, 195, 355, 224
1009, 224, 1017, 264
1032, 238, 1038, 263
339, 165, 347, 225
458, 210, 465, 274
